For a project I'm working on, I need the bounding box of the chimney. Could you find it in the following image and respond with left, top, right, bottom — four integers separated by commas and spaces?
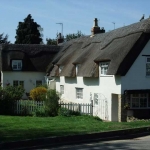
57, 33, 64, 45
91, 18, 105, 35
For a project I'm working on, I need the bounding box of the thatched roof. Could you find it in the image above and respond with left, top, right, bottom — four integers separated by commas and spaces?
50, 18, 150, 77
0, 44, 60, 72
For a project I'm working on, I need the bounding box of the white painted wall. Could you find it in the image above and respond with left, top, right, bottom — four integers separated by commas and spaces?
1, 71, 45, 99
121, 40, 150, 93
56, 74, 121, 121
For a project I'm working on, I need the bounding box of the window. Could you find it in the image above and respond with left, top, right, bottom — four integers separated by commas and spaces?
76, 88, 83, 99
76, 64, 80, 75
59, 66, 64, 73
146, 57, 150, 76
13, 80, 24, 87
36, 80, 42, 87
94, 93, 99, 105
60, 85, 64, 94
12, 60, 22, 70
100, 62, 109, 75
131, 93, 148, 108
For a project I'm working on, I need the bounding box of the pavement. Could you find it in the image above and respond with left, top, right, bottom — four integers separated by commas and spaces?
0, 126, 150, 150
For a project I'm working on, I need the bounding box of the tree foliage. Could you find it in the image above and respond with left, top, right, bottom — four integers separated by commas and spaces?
65, 31, 84, 41
0, 33, 10, 44
46, 38, 57, 45
15, 14, 43, 44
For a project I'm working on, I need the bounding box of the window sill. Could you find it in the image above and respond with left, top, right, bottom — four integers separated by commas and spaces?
100, 75, 113, 77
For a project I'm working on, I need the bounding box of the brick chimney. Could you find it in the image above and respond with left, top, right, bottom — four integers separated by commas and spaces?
91, 18, 105, 35
57, 33, 64, 45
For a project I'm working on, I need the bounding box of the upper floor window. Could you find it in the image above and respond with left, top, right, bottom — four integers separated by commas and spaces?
146, 57, 150, 76
12, 60, 22, 70
60, 85, 64, 94
100, 62, 109, 75
59, 66, 64, 74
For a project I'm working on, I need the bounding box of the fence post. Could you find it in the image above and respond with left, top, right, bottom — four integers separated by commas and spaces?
90, 100, 93, 116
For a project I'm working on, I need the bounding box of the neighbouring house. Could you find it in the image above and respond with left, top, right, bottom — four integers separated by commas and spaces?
0, 44, 60, 99
49, 18, 150, 122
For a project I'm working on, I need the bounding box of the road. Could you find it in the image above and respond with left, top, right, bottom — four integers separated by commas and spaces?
39, 135, 150, 150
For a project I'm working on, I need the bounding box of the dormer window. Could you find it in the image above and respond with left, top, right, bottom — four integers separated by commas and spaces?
12, 60, 22, 70
59, 66, 64, 73
100, 62, 109, 75
76, 64, 79, 75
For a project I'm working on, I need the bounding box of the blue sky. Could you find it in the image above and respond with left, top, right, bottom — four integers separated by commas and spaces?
0, 0, 150, 43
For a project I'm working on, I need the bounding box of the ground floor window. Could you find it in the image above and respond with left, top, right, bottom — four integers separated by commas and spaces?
131, 93, 149, 108
36, 80, 42, 87
76, 88, 83, 99
13, 80, 24, 88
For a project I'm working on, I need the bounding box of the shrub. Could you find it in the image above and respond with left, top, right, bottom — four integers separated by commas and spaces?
0, 85, 25, 115
58, 107, 81, 117
30, 86, 47, 101
32, 108, 46, 117
44, 89, 60, 116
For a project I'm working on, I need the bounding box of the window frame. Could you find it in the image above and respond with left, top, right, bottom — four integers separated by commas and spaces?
36, 80, 43, 87
130, 93, 149, 109
100, 62, 109, 75
13, 80, 24, 88
76, 88, 83, 100
60, 85, 64, 95
146, 57, 150, 76
12, 60, 22, 71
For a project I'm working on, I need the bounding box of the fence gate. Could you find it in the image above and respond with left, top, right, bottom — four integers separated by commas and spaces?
93, 93, 108, 120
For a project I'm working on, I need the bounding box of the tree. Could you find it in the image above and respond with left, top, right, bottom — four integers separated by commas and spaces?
15, 14, 43, 44
0, 33, 10, 44
46, 38, 57, 45
65, 31, 84, 41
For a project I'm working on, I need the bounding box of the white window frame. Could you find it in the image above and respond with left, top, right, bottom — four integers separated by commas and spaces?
12, 60, 22, 70
76, 88, 83, 100
130, 93, 149, 109
100, 62, 109, 75
60, 85, 64, 94
146, 57, 150, 76
13, 80, 24, 88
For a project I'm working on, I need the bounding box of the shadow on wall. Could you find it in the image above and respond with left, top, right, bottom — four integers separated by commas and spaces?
83, 77, 99, 86
115, 75, 121, 85
65, 77, 77, 84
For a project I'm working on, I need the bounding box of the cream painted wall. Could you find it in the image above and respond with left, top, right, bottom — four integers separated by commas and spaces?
1, 71, 45, 99
121, 40, 150, 93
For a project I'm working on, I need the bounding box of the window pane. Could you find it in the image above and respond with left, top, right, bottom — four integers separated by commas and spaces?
19, 81, 24, 88
140, 98, 147, 107
132, 98, 139, 108
13, 81, 18, 86
76, 88, 83, 99
60, 85, 64, 94
36, 80, 42, 87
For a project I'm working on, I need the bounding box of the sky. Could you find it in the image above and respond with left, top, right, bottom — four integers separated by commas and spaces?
1, 0, 150, 44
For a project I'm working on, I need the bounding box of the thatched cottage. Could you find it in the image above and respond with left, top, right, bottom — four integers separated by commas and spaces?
49, 18, 150, 121
0, 44, 60, 98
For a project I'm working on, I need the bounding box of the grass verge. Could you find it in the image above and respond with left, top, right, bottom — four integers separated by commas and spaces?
0, 115, 150, 142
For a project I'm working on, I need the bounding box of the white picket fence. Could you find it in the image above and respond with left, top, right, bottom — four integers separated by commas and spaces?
14, 100, 44, 115
60, 102, 93, 115
14, 100, 93, 115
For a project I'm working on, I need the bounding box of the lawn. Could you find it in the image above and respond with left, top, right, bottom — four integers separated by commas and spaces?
0, 115, 150, 142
